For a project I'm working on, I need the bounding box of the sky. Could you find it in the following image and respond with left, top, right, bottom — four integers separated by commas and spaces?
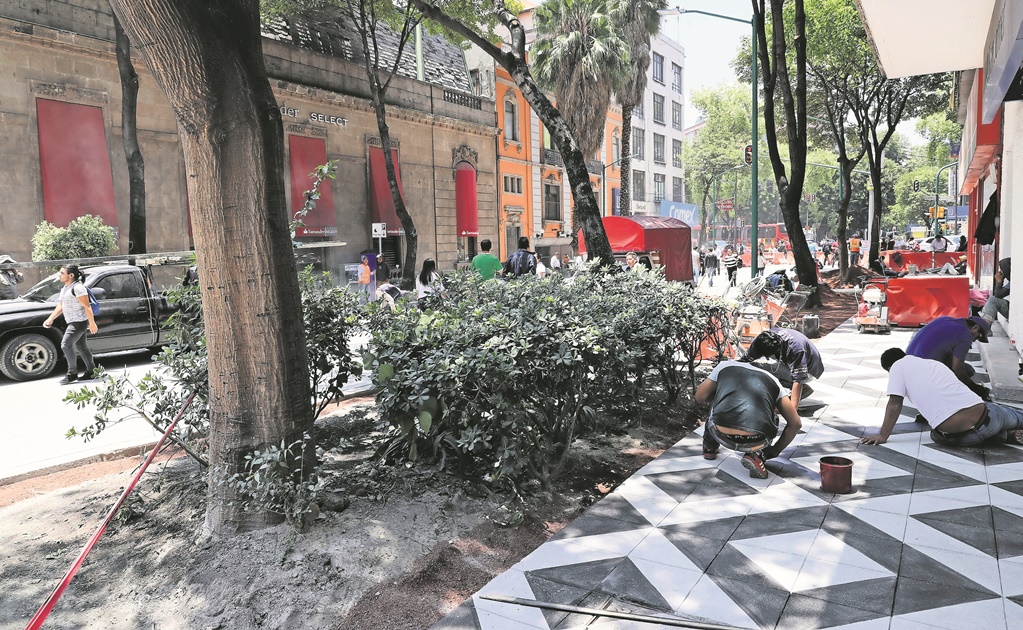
657, 0, 753, 128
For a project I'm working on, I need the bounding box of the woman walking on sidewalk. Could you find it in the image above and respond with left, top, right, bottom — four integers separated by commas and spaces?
43, 264, 98, 385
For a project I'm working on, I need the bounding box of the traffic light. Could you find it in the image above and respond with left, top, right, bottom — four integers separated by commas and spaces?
744, 144, 753, 165
937, 206, 945, 219
913, 180, 920, 192
927, 207, 935, 218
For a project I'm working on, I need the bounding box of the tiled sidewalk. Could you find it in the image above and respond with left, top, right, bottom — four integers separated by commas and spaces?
433, 320, 1023, 630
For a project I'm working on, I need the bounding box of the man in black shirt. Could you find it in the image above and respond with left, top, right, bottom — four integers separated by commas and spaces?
503, 236, 536, 277
696, 360, 802, 478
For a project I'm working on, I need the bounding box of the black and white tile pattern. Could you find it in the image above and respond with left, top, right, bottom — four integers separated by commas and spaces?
433, 322, 1023, 629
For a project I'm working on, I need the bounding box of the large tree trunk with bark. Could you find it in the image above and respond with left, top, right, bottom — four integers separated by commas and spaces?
619, 103, 633, 216
755, 0, 818, 304
109, 0, 314, 535
114, 17, 147, 255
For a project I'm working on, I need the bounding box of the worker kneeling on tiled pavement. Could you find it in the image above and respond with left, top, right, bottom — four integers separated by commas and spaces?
745, 328, 824, 407
696, 360, 802, 479
906, 315, 991, 401
861, 348, 1023, 447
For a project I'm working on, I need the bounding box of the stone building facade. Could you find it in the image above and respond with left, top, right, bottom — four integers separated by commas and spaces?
0, 1, 497, 276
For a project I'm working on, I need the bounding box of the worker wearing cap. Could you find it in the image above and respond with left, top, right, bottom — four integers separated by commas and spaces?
905, 315, 991, 400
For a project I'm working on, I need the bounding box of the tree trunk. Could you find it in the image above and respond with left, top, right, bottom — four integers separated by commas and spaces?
411, 0, 613, 267
619, 103, 633, 216
867, 151, 884, 265
755, 0, 818, 305
350, 0, 420, 286
109, 0, 314, 535
114, 16, 147, 255
837, 159, 853, 280
698, 181, 711, 248
502, 62, 612, 264
371, 87, 418, 285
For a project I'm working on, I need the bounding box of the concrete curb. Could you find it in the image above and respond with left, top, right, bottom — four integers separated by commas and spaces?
0, 442, 160, 487
978, 320, 1023, 403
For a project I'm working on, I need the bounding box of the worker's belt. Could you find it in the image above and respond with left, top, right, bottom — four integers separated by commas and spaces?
933, 407, 990, 438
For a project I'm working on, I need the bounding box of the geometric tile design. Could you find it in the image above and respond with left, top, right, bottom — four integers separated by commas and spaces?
432, 324, 1022, 629
910, 504, 1023, 560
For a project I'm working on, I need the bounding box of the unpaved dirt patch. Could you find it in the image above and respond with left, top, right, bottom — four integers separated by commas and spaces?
0, 394, 702, 630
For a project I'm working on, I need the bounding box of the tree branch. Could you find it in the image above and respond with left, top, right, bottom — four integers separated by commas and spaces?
411, 0, 513, 68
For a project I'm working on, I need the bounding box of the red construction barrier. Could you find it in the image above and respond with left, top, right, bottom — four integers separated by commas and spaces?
884, 250, 960, 272
883, 275, 970, 326
26, 390, 198, 630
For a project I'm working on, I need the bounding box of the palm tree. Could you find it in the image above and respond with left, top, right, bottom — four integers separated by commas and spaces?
531, 0, 629, 159
612, 0, 666, 215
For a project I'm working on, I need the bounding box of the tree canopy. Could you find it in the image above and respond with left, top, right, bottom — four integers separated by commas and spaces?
531, 0, 629, 159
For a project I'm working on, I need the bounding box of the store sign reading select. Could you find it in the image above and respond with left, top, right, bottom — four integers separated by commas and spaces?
280, 103, 348, 127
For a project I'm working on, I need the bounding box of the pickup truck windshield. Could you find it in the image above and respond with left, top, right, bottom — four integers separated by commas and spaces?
21, 274, 63, 302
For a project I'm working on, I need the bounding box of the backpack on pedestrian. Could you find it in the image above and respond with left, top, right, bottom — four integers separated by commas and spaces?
78, 281, 101, 316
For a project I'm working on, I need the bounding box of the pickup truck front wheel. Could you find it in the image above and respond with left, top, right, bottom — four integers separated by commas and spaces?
1, 334, 58, 382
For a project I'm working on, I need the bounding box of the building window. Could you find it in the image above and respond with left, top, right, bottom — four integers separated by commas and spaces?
654, 174, 665, 202
633, 170, 646, 201
672, 63, 682, 93
673, 139, 683, 168
653, 52, 664, 84
653, 94, 665, 124
503, 174, 523, 194
612, 129, 620, 163
634, 101, 644, 119
632, 127, 645, 160
672, 101, 682, 130
543, 125, 551, 149
503, 98, 519, 141
653, 134, 665, 164
673, 176, 684, 201
544, 183, 561, 221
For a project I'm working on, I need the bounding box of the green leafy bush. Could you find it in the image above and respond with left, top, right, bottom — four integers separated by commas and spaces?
300, 268, 364, 417
67, 268, 364, 494
364, 266, 715, 491
31, 215, 118, 261
66, 279, 210, 466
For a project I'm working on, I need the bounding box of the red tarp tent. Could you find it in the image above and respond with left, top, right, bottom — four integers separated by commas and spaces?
578, 216, 694, 282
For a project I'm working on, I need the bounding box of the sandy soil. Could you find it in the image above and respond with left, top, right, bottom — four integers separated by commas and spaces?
0, 294, 853, 630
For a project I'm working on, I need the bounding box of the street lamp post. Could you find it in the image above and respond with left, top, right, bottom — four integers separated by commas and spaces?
659, 6, 759, 271
602, 153, 639, 215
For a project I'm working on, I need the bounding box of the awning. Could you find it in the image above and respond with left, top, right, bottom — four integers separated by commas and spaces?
36, 98, 118, 231
455, 162, 478, 237
959, 69, 1002, 195
368, 146, 406, 235
856, 0, 996, 78
289, 135, 336, 237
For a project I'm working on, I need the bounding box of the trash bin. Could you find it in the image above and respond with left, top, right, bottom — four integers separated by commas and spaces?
800, 314, 820, 338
